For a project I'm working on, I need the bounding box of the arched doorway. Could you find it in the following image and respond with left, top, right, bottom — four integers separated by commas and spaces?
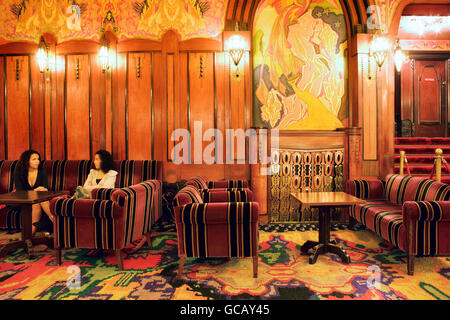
393, 4, 450, 137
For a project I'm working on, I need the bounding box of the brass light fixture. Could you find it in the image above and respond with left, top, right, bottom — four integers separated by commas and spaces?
393, 39, 406, 72
36, 36, 50, 81
99, 35, 110, 73
369, 33, 391, 69
224, 22, 249, 80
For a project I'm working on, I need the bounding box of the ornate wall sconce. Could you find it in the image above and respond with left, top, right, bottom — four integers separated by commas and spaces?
36, 36, 50, 81
369, 33, 391, 69
393, 39, 406, 73
224, 32, 249, 80
99, 35, 110, 73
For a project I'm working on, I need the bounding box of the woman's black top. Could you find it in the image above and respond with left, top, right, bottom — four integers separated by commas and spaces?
13, 168, 49, 191
96, 178, 101, 184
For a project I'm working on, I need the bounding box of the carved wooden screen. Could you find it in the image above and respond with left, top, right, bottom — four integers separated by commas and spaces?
269, 148, 345, 222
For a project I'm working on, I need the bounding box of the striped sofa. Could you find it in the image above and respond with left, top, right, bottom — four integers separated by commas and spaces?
185, 176, 249, 190
0, 160, 162, 270
173, 185, 259, 278
347, 174, 450, 275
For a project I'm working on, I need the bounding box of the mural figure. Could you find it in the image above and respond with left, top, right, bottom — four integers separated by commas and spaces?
253, 0, 348, 130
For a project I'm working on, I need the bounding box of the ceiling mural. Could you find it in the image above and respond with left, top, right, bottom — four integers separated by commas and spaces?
0, 0, 226, 43
253, 0, 348, 130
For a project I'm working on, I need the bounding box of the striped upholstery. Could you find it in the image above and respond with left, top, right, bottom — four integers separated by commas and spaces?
403, 201, 450, 256
114, 160, 161, 188
349, 175, 450, 257
0, 205, 20, 231
0, 160, 162, 234
202, 188, 253, 203
350, 201, 405, 251
172, 185, 203, 207
185, 176, 208, 190
385, 174, 450, 205
185, 176, 249, 191
346, 179, 385, 200
207, 180, 249, 189
51, 181, 156, 250
175, 202, 259, 258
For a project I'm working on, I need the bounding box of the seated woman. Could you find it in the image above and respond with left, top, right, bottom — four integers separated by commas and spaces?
14, 150, 53, 235
73, 150, 118, 199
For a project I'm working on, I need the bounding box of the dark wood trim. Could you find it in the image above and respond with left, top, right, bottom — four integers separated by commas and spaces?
63, 55, 67, 159
187, 53, 191, 132
28, 55, 32, 150
43, 70, 46, 159
56, 40, 101, 55
213, 52, 217, 162
88, 54, 93, 159
125, 53, 129, 160
179, 38, 222, 52
3, 57, 7, 159
117, 39, 161, 53
151, 52, 154, 159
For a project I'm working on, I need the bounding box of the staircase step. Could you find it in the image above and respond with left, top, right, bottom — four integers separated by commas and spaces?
394, 146, 450, 155
395, 137, 450, 145
393, 165, 450, 175
394, 155, 450, 164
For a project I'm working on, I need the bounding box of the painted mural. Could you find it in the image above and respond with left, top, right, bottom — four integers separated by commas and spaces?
0, 0, 226, 43
253, 0, 348, 130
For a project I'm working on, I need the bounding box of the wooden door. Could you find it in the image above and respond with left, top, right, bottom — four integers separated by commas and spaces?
413, 59, 447, 137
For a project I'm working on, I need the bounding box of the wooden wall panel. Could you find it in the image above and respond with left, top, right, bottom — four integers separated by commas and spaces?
188, 52, 215, 164
361, 56, 378, 161
152, 52, 165, 162
30, 60, 45, 157
113, 52, 127, 160
215, 52, 226, 165
167, 53, 175, 159
227, 54, 246, 162
90, 54, 106, 157
127, 52, 152, 160
6, 56, 30, 160
66, 55, 90, 160
0, 56, 5, 160
52, 55, 65, 159
0, 33, 254, 184
401, 60, 413, 121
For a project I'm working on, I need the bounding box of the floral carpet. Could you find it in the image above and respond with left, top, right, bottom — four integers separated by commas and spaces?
0, 221, 449, 300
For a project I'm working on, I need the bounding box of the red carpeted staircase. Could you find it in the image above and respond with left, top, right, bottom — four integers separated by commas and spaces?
394, 137, 450, 184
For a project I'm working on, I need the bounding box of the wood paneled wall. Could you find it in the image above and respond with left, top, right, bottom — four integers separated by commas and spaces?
0, 31, 252, 182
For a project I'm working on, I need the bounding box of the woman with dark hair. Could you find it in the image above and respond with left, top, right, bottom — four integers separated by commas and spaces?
14, 150, 53, 234
73, 150, 118, 199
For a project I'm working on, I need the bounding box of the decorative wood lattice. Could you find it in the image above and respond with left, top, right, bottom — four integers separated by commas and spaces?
269, 149, 345, 222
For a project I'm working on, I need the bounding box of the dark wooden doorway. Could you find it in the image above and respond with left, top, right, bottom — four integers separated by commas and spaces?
414, 59, 447, 137
398, 56, 449, 137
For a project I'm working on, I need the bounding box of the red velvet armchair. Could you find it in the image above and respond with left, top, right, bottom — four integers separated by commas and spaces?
173, 185, 259, 278
50, 180, 159, 270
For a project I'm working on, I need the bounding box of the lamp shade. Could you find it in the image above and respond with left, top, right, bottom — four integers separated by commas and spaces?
36, 37, 48, 73
370, 34, 391, 68
393, 41, 406, 72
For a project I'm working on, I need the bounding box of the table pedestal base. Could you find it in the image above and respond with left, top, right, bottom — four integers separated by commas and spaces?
0, 236, 54, 259
300, 207, 351, 265
0, 205, 53, 259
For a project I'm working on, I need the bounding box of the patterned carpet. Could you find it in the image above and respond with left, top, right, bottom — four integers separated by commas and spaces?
0, 220, 449, 300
